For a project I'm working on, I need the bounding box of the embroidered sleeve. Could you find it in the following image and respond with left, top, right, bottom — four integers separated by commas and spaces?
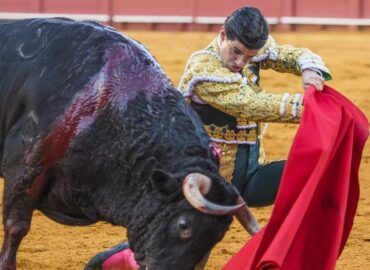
194, 81, 303, 123
178, 50, 303, 123
252, 36, 332, 80
178, 52, 242, 97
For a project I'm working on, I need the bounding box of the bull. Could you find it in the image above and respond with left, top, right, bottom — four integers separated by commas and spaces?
0, 18, 259, 270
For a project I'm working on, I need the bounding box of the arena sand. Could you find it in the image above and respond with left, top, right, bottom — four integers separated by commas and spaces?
0, 31, 369, 270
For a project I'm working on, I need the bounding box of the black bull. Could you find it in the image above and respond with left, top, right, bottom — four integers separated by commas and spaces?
0, 18, 259, 270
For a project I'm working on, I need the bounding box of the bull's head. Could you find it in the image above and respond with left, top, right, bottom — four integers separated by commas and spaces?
131, 172, 260, 270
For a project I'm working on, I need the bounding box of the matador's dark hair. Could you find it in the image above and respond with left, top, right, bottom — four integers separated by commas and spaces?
224, 6, 269, 49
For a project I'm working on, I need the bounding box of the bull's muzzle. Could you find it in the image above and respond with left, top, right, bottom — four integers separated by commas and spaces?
182, 173, 260, 236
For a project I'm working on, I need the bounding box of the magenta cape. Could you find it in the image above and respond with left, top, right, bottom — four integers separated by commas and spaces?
223, 85, 369, 270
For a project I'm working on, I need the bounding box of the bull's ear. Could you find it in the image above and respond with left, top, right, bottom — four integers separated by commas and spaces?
151, 169, 179, 195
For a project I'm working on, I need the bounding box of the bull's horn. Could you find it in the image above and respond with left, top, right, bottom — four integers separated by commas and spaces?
182, 173, 245, 215
234, 196, 260, 236
183, 173, 260, 236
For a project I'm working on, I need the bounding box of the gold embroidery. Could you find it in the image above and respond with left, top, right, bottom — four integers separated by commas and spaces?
204, 124, 258, 143
257, 37, 331, 78
219, 144, 238, 181
177, 36, 329, 176
179, 49, 303, 123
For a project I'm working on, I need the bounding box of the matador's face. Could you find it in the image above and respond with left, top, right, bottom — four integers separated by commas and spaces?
218, 28, 259, 73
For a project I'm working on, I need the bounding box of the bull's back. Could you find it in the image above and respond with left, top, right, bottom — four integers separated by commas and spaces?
0, 18, 173, 177
0, 18, 130, 167
0, 18, 112, 126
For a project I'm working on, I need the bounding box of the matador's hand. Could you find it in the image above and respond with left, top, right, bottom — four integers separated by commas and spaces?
302, 69, 324, 91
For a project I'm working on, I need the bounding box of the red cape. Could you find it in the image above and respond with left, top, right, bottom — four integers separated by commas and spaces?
223, 85, 369, 270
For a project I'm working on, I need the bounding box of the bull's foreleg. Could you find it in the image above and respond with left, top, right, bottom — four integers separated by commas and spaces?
1, 124, 43, 270
0, 158, 40, 270
0, 190, 35, 270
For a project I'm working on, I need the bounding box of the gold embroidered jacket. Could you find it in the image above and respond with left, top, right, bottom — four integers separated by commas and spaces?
178, 36, 331, 180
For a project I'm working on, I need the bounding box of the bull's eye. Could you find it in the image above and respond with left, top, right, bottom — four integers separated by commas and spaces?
177, 217, 192, 240
179, 219, 189, 230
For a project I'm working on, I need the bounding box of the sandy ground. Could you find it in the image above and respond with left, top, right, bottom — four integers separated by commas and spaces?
0, 31, 369, 269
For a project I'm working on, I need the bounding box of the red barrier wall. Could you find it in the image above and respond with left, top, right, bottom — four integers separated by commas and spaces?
194, 0, 280, 17
364, 0, 370, 18
113, 0, 194, 16
0, 0, 40, 12
0, 0, 369, 31
0, 0, 109, 14
42, 0, 109, 14
295, 0, 357, 18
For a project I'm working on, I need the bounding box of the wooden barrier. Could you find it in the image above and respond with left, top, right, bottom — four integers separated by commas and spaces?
0, 0, 369, 31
